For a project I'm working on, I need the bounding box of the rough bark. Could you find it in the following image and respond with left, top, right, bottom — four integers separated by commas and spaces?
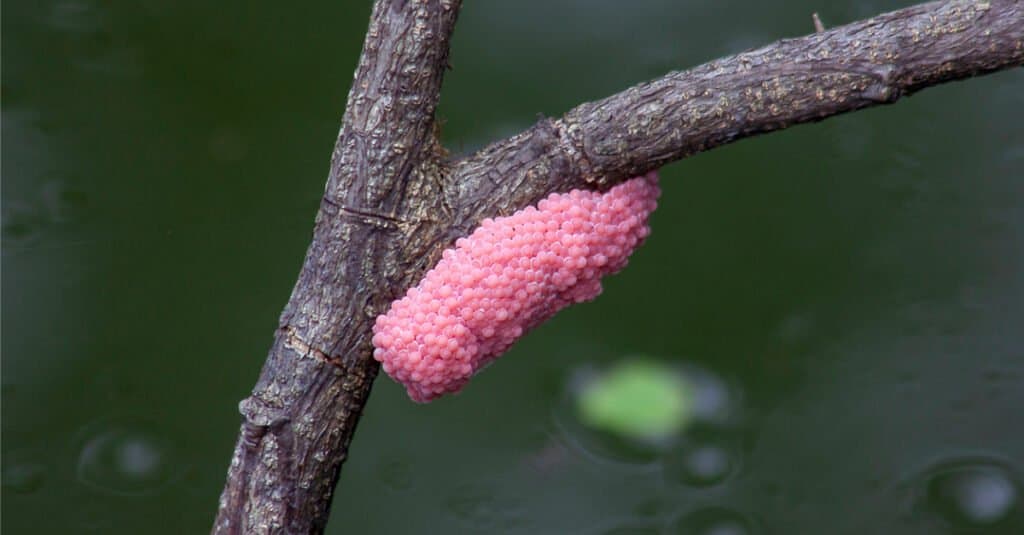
213, 1, 461, 533
214, 0, 1022, 533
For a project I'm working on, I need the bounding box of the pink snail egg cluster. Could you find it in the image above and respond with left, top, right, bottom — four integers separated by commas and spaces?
372, 171, 661, 402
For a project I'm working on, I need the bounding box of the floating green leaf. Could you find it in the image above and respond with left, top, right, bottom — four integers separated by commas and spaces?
576, 359, 693, 441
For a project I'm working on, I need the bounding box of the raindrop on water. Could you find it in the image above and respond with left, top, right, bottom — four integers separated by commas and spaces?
666, 442, 736, 488
377, 458, 412, 491
1, 201, 45, 247
679, 365, 740, 426
41, 181, 88, 224
445, 484, 523, 531
672, 506, 758, 535
76, 423, 177, 495
601, 523, 661, 535
916, 457, 1022, 529
1, 462, 46, 495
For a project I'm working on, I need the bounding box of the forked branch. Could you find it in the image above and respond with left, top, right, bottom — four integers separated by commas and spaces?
214, 1, 1022, 533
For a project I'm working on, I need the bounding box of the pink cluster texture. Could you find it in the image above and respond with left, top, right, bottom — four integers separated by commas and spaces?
372, 171, 661, 402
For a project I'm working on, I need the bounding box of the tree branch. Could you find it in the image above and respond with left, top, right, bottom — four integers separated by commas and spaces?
213, 0, 461, 533
214, 0, 1022, 532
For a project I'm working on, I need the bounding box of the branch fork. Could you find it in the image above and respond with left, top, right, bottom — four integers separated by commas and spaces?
214, 1, 1023, 532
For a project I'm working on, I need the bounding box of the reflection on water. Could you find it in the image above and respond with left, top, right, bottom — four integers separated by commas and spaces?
375, 457, 413, 492
912, 456, 1022, 530
445, 484, 524, 532
601, 523, 661, 535
576, 359, 695, 442
1, 107, 90, 253
1, 459, 47, 495
672, 506, 758, 535
1, 180, 90, 252
1, 200, 46, 247
666, 442, 736, 488
3, 0, 1022, 533
555, 358, 742, 468
48, 0, 105, 33
75, 418, 179, 496
683, 366, 739, 426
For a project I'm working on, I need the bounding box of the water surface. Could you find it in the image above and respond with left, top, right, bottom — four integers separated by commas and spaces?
3, 0, 1022, 533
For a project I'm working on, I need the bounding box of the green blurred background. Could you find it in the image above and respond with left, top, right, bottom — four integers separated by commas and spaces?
3, 0, 1022, 533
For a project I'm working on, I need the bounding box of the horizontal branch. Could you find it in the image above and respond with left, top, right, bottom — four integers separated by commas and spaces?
562, 0, 1023, 183
446, 0, 1022, 233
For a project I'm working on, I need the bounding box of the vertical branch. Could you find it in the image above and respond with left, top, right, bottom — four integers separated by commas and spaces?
213, 1, 461, 533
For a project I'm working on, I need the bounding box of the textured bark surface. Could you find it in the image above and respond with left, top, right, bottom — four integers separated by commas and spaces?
212, 1, 461, 533
213, 0, 1022, 533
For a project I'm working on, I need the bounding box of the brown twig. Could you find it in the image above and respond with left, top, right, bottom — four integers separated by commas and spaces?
213, 1, 1023, 533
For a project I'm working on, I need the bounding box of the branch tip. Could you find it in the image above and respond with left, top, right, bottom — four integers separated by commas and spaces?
813, 12, 826, 33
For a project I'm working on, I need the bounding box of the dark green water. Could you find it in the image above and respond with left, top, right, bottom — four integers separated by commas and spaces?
3, 1, 1022, 533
